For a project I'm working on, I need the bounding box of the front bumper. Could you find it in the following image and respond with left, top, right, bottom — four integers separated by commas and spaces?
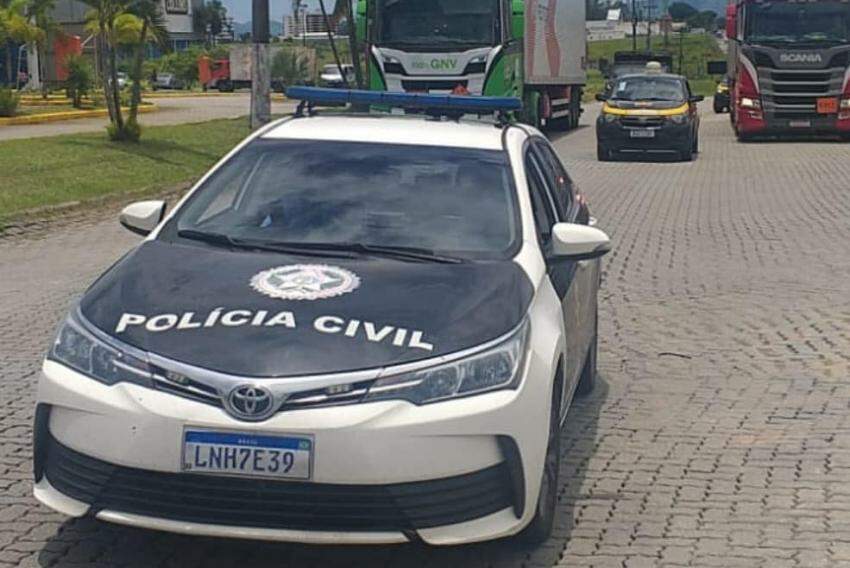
739, 111, 850, 136
596, 118, 693, 155
33, 351, 551, 545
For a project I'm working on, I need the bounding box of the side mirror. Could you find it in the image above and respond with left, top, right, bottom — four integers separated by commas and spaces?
690, 95, 705, 103
595, 93, 607, 102
120, 200, 166, 236
551, 223, 611, 261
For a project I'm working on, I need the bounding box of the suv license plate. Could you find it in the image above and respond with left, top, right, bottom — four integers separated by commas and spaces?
630, 129, 655, 138
789, 120, 811, 128
182, 430, 313, 480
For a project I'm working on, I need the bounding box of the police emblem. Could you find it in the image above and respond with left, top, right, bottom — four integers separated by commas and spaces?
250, 265, 361, 301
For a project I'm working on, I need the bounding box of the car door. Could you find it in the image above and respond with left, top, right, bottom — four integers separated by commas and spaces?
524, 144, 582, 411
532, 139, 599, 380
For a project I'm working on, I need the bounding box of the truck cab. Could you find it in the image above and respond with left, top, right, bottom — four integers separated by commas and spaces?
357, 0, 587, 131
360, 0, 516, 97
727, 0, 850, 139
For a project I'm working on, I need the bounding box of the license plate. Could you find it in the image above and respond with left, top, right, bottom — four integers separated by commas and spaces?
182, 430, 313, 480
817, 97, 838, 114
789, 120, 811, 128
630, 129, 655, 138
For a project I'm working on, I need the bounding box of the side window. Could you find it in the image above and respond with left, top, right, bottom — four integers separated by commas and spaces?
525, 152, 558, 244
533, 140, 575, 219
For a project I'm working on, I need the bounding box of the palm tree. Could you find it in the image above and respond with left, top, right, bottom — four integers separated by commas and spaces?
125, 0, 168, 128
80, 0, 131, 137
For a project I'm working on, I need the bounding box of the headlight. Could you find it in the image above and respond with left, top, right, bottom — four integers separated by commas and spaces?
50, 311, 154, 386
363, 319, 530, 405
600, 111, 619, 123
668, 112, 689, 124
740, 97, 761, 109
841, 98, 850, 109
382, 55, 404, 75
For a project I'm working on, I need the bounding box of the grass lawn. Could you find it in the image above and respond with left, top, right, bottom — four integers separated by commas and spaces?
0, 118, 250, 222
585, 33, 725, 99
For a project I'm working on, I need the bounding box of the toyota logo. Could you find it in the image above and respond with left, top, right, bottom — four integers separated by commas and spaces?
225, 385, 275, 421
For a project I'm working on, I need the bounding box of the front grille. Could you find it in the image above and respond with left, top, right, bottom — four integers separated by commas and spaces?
759, 66, 845, 115
619, 116, 665, 128
45, 434, 513, 532
402, 80, 468, 92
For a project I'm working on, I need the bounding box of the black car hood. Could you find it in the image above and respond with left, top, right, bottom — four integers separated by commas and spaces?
80, 241, 533, 377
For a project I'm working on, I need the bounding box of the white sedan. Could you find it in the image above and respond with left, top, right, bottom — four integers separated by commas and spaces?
34, 89, 610, 546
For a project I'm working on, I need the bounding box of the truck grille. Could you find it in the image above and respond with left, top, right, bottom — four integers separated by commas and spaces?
401, 79, 468, 92
758, 66, 844, 116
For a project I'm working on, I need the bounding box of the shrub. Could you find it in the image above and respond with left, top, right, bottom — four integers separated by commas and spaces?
0, 88, 20, 117
64, 54, 94, 108
107, 118, 142, 142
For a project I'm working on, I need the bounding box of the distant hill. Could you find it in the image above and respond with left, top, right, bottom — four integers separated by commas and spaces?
232, 21, 284, 38
672, 0, 727, 15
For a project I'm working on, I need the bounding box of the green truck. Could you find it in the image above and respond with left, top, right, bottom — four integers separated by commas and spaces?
356, 0, 587, 129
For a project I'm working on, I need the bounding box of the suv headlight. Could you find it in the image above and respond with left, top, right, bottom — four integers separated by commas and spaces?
740, 97, 761, 109
50, 310, 154, 386
363, 318, 530, 405
668, 112, 689, 124
600, 111, 619, 123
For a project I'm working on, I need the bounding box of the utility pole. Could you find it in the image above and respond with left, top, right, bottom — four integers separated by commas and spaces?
250, 0, 271, 129
631, 0, 637, 52
646, 0, 653, 51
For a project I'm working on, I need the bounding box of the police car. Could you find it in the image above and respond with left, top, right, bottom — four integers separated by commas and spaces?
33, 88, 611, 546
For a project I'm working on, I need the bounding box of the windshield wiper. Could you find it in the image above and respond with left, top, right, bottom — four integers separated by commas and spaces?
243, 241, 465, 264
338, 243, 465, 264
177, 229, 239, 248
177, 230, 357, 259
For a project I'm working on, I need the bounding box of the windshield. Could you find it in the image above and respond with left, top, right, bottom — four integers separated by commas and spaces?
610, 77, 687, 102
745, 1, 850, 44
377, 0, 501, 49
170, 140, 519, 260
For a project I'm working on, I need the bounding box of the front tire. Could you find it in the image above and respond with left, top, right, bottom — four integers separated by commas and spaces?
517, 387, 561, 544
597, 144, 611, 162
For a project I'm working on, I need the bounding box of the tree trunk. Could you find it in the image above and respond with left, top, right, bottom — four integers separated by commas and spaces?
5, 41, 14, 85
107, 28, 124, 131
344, 0, 364, 89
129, 22, 148, 124
97, 35, 117, 123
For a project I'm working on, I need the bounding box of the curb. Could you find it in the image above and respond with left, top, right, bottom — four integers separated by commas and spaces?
143, 91, 241, 98
0, 104, 157, 126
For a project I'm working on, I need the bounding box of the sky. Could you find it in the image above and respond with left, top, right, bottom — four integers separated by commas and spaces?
220, 1, 327, 23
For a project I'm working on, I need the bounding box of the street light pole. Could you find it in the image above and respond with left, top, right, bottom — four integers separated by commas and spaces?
251, 0, 271, 129
632, 0, 638, 51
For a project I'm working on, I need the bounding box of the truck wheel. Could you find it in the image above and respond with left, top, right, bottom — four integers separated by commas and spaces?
516, 385, 561, 545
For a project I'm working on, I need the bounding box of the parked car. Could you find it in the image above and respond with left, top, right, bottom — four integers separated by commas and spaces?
319, 63, 355, 89
152, 73, 185, 90
596, 73, 703, 162
33, 87, 611, 547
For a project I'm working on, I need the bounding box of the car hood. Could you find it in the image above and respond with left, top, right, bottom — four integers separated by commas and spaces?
80, 241, 533, 378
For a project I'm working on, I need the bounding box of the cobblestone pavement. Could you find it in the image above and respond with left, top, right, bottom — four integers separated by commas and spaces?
2, 104, 849, 567
0, 95, 295, 141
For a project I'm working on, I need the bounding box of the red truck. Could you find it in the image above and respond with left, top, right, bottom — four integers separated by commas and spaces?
724, 0, 850, 140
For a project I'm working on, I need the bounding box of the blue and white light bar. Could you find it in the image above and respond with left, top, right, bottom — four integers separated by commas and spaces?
286, 86, 522, 114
